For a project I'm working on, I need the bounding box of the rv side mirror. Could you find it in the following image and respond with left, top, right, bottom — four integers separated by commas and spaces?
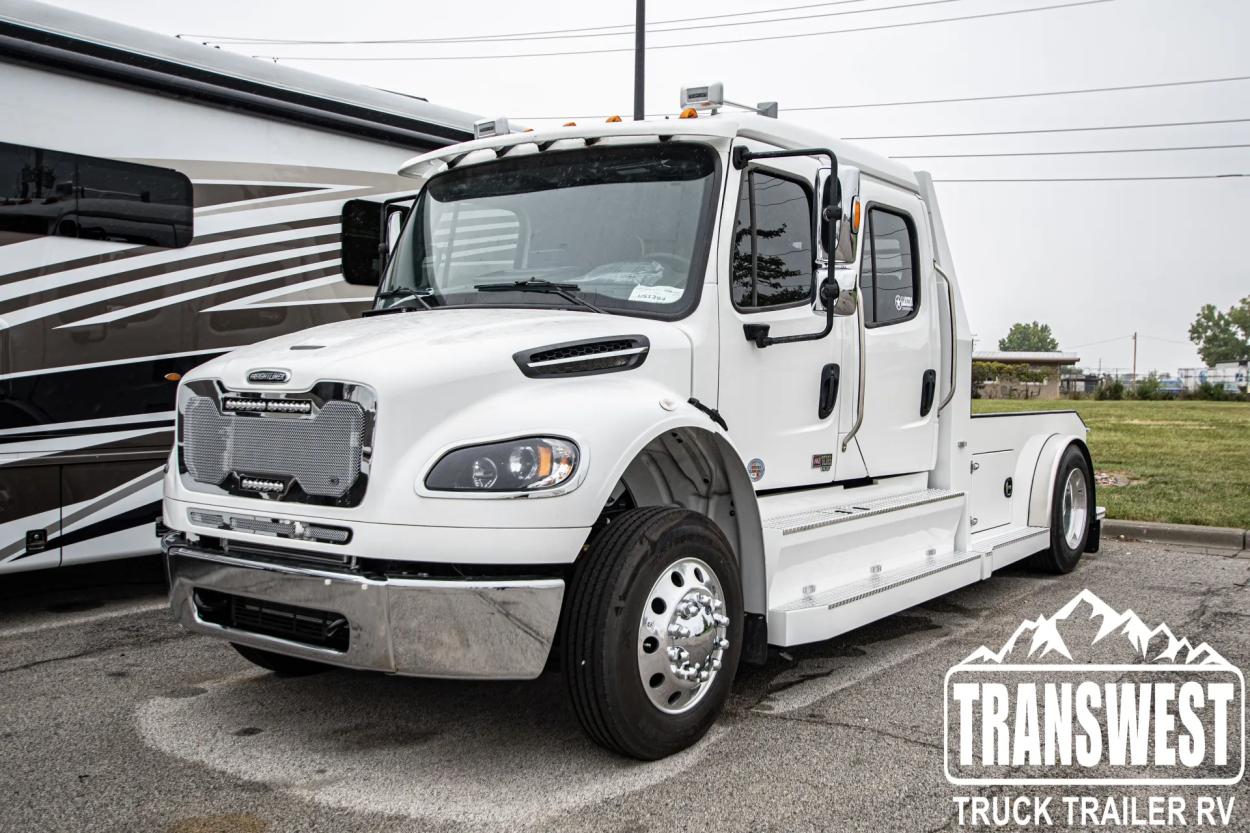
820, 176, 841, 258
341, 198, 385, 286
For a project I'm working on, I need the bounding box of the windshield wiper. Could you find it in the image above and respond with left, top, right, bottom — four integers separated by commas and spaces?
364, 287, 434, 316
474, 278, 605, 314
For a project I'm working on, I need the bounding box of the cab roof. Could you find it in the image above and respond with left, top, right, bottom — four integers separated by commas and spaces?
398, 112, 922, 193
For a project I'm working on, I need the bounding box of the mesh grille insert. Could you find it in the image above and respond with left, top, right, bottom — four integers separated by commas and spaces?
183, 395, 364, 499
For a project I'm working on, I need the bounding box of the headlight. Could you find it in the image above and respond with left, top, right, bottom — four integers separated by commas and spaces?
425, 437, 579, 493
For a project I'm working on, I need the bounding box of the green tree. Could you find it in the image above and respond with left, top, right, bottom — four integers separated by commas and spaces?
998, 321, 1059, 352
1188, 296, 1250, 365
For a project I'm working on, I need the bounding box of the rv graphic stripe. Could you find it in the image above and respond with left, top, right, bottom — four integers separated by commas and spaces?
0, 214, 337, 287
0, 352, 217, 431
0, 231, 341, 319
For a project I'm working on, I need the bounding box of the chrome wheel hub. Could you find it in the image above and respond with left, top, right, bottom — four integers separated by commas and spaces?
1061, 467, 1089, 550
637, 557, 730, 714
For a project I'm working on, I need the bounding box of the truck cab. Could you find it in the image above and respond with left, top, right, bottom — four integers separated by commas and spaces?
161, 87, 1103, 760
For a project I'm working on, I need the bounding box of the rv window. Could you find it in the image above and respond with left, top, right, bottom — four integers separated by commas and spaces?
731, 170, 814, 310
0, 142, 193, 248
860, 207, 917, 327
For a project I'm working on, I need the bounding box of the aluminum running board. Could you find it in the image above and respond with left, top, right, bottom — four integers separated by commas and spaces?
774, 549, 980, 613
767, 547, 983, 647
972, 524, 1048, 573
761, 488, 963, 537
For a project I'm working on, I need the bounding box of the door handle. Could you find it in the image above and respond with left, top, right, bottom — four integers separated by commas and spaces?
920, 368, 937, 417
819, 363, 840, 419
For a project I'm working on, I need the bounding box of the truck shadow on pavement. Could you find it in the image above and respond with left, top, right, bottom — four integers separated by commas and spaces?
137, 664, 727, 828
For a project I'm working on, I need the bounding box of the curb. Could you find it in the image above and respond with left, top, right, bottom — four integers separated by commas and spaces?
1102, 519, 1248, 552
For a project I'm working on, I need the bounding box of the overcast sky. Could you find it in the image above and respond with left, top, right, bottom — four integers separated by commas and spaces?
47, 0, 1250, 372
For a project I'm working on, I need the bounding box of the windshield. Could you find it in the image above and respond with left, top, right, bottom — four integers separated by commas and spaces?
379, 142, 719, 317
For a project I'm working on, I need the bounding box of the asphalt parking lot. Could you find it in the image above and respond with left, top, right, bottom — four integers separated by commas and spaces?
2, 538, 1248, 833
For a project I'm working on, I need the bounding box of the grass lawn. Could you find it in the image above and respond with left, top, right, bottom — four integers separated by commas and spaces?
971, 399, 1250, 529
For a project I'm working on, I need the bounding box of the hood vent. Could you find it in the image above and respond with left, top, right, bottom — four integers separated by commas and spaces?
514, 336, 650, 378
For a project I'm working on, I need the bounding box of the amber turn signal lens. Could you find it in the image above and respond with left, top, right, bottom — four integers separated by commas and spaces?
679, 107, 698, 119
605, 115, 622, 123
164, 372, 182, 382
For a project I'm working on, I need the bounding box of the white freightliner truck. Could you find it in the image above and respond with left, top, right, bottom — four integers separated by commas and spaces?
162, 86, 1104, 760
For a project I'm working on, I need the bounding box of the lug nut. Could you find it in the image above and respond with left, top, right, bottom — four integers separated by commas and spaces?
715, 637, 730, 650
712, 658, 722, 670
712, 613, 730, 627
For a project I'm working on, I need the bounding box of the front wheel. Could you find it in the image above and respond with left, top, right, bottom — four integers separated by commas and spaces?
1030, 444, 1094, 574
561, 506, 743, 760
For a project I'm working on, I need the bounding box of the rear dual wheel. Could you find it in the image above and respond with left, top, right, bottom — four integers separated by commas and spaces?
561, 506, 744, 760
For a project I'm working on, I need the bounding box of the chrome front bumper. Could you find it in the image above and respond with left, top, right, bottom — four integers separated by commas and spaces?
164, 537, 564, 680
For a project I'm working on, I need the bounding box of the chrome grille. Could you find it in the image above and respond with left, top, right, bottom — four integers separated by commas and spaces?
183, 394, 365, 499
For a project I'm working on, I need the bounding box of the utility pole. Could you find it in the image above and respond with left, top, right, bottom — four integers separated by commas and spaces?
633, 0, 645, 121
1131, 331, 1138, 385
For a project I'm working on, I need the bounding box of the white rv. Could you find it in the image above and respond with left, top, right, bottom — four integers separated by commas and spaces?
161, 86, 1104, 759
0, 0, 478, 573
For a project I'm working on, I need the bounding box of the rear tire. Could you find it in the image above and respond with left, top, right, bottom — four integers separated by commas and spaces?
1030, 444, 1093, 574
231, 643, 330, 677
561, 506, 743, 760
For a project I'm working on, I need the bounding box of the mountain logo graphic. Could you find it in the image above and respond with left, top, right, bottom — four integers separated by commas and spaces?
944, 589, 1245, 786
960, 588, 1232, 667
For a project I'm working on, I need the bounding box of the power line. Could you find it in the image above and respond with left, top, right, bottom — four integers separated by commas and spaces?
254, 0, 1115, 62
1069, 335, 1134, 349
843, 116, 1250, 140
515, 76, 1250, 119
782, 73, 1250, 111
195, 0, 969, 46
181, 0, 878, 44
934, 173, 1249, 182
894, 142, 1250, 159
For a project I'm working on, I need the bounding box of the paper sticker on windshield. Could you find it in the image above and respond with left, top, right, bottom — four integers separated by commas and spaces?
629, 285, 684, 304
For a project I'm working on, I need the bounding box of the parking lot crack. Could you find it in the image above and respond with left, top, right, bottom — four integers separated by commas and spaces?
761, 711, 944, 751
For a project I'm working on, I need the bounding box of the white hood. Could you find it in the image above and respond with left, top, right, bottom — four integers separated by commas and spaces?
189, 307, 693, 394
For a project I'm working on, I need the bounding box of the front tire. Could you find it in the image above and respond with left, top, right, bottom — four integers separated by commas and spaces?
561, 506, 743, 760
1030, 444, 1093, 574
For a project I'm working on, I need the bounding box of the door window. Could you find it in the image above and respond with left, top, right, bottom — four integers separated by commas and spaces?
859, 208, 918, 326
731, 170, 814, 310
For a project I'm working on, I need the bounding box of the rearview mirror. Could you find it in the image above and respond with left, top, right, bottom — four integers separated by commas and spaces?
341, 199, 385, 286
820, 175, 841, 260
341, 197, 414, 286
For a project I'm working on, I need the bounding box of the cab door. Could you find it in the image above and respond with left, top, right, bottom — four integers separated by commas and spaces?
849, 182, 942, 477
716, 148, 849, 491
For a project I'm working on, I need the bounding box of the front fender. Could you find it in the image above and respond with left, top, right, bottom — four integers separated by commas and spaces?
364, 377, 745, 534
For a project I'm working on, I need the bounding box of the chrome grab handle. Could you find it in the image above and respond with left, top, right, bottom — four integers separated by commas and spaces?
841, 287, 867, 453
934, 261, 958, 414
